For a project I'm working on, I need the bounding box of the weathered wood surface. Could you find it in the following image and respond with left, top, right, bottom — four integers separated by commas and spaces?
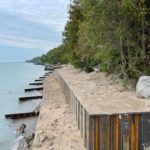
56, 68, 150, 150
19, 95, 42, 102
5, 111, 39, 119
29, 82, 43, 86
24, 86, 43, 92
35, 79, 43, 82
39, 76, 45, 79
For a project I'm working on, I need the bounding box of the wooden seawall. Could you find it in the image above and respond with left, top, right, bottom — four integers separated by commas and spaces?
24, 86, 43, 92
35, 79, 43, 82
39, 76, 45, 79
55, 68, 150, 150
5, 100, 41, 119
19, 95, 42, 102
5, 111, 39, 119
29, 82, 43, 86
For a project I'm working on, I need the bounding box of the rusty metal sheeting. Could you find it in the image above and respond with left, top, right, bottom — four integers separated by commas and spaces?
56, 72, 150, 150
87, 114, 140, 150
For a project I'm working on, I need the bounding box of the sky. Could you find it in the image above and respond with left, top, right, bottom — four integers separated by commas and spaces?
0, 0, 70, 62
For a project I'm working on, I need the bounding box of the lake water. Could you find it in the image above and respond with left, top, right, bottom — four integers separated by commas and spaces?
0, 62, 44, 150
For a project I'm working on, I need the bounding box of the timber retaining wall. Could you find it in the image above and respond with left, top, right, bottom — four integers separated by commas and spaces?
55, 71, 150, 150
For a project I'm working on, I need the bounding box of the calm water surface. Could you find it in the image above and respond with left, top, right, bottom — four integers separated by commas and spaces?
0, 62, 44, 150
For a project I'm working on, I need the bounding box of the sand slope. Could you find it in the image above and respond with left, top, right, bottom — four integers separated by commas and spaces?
33, 74, 85, 150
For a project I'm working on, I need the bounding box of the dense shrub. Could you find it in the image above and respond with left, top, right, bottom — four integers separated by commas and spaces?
39, 0, 150, 85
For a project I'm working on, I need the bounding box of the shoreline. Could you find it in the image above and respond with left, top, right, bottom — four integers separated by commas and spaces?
11, 117, 38, 150
0, 62, 45, 150
32, 71, 85, 150
33, 65, 150, 150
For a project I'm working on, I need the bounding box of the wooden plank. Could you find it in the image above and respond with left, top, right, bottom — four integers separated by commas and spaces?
100, 116, 104, 150
72, 92, 74, 113
76, 99, 78, 125
110, 116, 113, 150
106, 116, 110, 150
73, 94, 75, 114
70, 90, 72, 109
19, 95, 42, 102
39, 76, 45, 79
98, 116, 101, 150
81, 105, 83, 137
138, 114, 143, 150
115, 115, 119, 150
101, 115, 109, 150
86, 112, 89, 150
5, 111, 39, 119
118, 115, 123, 150
92, 117, 94, 150
72, 93, 73, 112
75, 98, 76, 118
74, 96, 76, 116
24, 87, 43, 92
83, 109, 86, 147
76, 98, 78, 123
78, 101, 80, 130
95, 116, 99, 150
89, 116, 94, 150
135, 114, 139, 150
123, 114, 130, 150
35, 79, 43, 82
29, 82, 43, 86
130, 115, 135, 150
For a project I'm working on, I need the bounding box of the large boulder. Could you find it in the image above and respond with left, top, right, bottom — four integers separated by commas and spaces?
136, 76, 150, 99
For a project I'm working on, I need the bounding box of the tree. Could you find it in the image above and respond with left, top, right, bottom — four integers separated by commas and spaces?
63, 0, 83, 67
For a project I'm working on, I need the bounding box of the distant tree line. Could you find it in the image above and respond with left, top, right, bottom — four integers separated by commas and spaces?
39, 0, 150, 84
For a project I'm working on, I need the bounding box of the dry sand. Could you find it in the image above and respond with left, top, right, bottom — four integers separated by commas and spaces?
32, 74, 85, 150
57, 65, 150, 115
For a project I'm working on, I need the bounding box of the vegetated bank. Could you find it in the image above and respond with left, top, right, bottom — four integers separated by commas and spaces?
26, 56, 43, 65
33, 0, 150, 87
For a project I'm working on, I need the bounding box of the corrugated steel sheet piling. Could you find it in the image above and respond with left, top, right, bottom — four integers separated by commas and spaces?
56, 71, 150, 150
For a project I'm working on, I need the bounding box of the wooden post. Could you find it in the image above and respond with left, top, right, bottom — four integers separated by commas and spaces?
135, 114, 139, 150
115, 115, 119, 150
130, 115, 136, 150
100, 116, 104, 150
95, 116, 99, 150
86, 112, 90, 150
110, 116, 113, 150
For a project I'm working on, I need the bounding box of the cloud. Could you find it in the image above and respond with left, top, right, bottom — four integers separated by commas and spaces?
0, 0, 70, 50
0, 36, 59, 51
0, 0, 69, 31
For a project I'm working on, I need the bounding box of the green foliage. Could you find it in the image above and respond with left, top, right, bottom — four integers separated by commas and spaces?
26, 56, 43, 65
40, 44, 69, 65
39, 0, 150, 85
62, 0, 83, 66
84, 65, 94, 73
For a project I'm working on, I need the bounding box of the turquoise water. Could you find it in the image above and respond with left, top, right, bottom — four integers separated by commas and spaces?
0, 62, 44, 150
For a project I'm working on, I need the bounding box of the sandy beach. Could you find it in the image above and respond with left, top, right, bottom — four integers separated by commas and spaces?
33, 64, 150, 150
33, 73, 85, 150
